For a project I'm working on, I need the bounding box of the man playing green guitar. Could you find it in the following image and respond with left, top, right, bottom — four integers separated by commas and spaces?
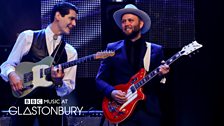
0, 2, 78, 126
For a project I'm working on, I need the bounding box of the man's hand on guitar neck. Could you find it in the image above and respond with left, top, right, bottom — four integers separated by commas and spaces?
8, 71, 23, 95
159, 60, 170, 75
51, 64, 65, 88
111, 90, 128, 104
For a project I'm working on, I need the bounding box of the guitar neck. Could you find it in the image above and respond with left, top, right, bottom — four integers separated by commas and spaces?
45, 54, 96, 74
134, 51, 183, 89
60, 54, 95, 69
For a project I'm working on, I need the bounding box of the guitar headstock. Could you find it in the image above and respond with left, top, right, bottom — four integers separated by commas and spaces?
95, 50, 115, 59
180, 41, 203, 56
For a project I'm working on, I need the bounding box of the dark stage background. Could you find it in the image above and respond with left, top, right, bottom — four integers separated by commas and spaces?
0, 0, 222, 126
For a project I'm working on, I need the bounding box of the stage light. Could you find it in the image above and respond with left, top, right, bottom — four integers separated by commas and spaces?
112, 0, 124, 2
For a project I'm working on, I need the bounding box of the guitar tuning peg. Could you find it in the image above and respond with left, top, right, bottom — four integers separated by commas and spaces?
189, 54, 192, 58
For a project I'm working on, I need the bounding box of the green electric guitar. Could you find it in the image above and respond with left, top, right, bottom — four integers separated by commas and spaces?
12, 51, 115, 98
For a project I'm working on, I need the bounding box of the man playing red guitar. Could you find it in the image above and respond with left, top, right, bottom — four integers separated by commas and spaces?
96, 4, 170, 126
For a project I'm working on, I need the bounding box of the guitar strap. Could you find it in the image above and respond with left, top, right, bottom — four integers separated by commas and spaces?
51, 40, 66, 65
143, 42, 151, 72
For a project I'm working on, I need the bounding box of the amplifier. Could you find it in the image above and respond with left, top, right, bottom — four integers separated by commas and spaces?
66, 110, 114, 126
0, 117, 10, 126
0, 110, 114, 126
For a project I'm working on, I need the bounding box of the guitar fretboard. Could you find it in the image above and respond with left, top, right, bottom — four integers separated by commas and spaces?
44, 54, 95, 74
134, 51, 183, 89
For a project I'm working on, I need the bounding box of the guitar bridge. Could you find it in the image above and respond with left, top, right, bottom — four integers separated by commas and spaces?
21, 84, 34, 92
108, 101, 120, 112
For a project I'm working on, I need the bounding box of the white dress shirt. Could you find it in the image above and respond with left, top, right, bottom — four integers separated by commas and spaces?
0, 25, 77, 97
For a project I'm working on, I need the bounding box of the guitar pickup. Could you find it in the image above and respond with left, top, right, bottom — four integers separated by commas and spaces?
40, 68, 43, 78
130, 86, 136, 93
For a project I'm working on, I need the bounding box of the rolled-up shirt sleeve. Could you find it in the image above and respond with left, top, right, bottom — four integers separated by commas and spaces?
0, 30, 33, 82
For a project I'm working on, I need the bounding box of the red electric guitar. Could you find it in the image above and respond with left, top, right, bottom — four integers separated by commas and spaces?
102, 41, 203, 123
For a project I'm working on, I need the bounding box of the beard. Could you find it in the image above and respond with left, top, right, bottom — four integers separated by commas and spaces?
123, 26, 141, 40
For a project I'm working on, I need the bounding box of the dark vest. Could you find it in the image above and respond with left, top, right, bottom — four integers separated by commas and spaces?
20, 29, 67, 98
21, 30, 67, 64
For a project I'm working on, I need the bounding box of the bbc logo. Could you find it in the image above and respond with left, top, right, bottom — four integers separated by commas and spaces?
24, 99, 43, 105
